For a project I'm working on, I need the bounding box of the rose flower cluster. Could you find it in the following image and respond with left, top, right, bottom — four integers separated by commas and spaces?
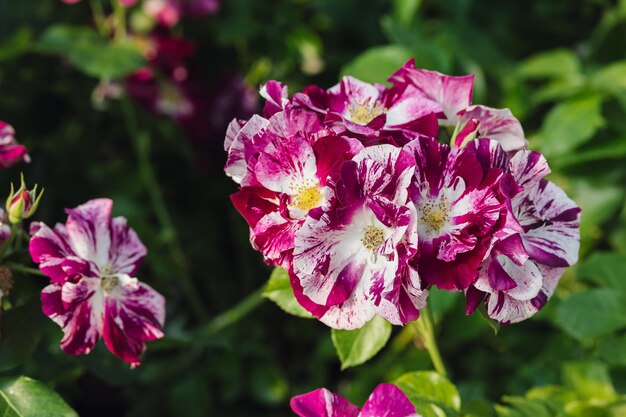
225, 60, 581, 330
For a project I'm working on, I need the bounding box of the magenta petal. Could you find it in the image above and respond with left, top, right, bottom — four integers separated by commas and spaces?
465, 285, 487, 315
29, 223, 92, 283
109, 217, 147, 276
458, 105, 527, 152
360, 383, 418, 417
519, 180, 581, 267
487, 259, 517, 291
0, 121, 29, 168
260, 80, 288, 117
389, 60, 474, 125
291, 388, 360, 417
66, 198, 114, 268
42, 279, 102, 356
102, 281, 165, 367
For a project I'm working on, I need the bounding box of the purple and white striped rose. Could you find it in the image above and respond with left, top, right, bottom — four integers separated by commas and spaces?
29, 199, 165, 367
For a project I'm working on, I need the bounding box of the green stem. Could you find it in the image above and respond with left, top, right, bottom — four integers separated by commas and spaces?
121, 100, 209, 321
413, 307, 447, 378
199, 286, 265, 339
7, 263, 45, 277
111, 0, 127, 40
89, 0, 108, 36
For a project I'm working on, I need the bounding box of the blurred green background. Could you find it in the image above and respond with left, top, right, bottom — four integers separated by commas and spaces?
1, 0, 626, 416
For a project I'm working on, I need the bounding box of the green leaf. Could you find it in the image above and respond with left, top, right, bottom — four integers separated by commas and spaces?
392, 0, 421, 26
578, 252, 626, 293
263, 267, 313, 318
394, 371, 461, 417
590, 61, 626, 96
501, 396, 552, 417
553, 137, 626, 168
0, 27, 32, 62
341, 45, 413, 84
463, 399, 497, 417
562, 361, 618, 402
517, 49, 580, 79
565, 402, 611, 417
556, 289, 626, 340
331, 315, 391, 369
596, 335, 626, 366
568, 180, 624, 252
494, 404, 526, 417
538, 95, 605, 157
0, 376, 78, 417
0, 298, 48, 371
36, 25, 144, 79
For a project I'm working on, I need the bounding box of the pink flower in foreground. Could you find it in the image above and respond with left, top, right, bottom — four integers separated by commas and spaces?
29, 199, 165, 367
0, 121, 30, 168
466, 151, 580, 323
291, 383, 420, 417
293, 75, 439, 144
389, 60, 474, 127
228, 104, 361, 267
405, 136, 516, 291
292, 145, 427, 329
391, 60, 528, 152
456, 106, 528, 152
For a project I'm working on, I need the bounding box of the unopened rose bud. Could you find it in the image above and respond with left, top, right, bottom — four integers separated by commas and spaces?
5, 174, 43, 224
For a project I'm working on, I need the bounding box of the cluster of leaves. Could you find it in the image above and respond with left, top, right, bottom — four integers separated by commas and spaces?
0, 0, 625, 416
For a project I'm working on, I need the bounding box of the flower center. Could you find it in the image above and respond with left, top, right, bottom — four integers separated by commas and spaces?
292, 180, 323, 212
100, 276, 119, 293
418, 197, 451, 236
362, 225, 385, 253
347, 99, 386, 125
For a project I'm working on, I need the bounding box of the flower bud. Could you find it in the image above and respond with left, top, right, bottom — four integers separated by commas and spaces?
5, 174, 43, 224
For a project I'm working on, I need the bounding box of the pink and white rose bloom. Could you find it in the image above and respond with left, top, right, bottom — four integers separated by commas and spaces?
29, 199, 165, 367
457, 105, 528, 152
293, 76, 439, 144
391, 60, 528, 152
228, 104, 362, 267
466, 150, 580, 323
404, 136, 514, 291
225, 63, 581, 329
292, 145, 427, 329
291, 383, 421, 417
389, 59, 474, 126
0, 121, 30, 169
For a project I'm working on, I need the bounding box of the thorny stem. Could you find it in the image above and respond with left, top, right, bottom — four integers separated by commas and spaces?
121, 99, 209, 321
413, 306, 448, 378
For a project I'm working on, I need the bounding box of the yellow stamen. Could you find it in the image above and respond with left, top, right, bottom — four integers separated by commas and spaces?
347, 99, 386, 125
362, 226, 385, 253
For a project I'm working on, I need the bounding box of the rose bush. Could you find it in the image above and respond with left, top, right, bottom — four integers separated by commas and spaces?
0, 0, 624, 416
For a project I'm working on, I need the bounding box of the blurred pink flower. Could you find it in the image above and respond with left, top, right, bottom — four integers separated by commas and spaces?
144, 0, 220, 27
0, 121, 30, 168
62, 0, 138, 5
